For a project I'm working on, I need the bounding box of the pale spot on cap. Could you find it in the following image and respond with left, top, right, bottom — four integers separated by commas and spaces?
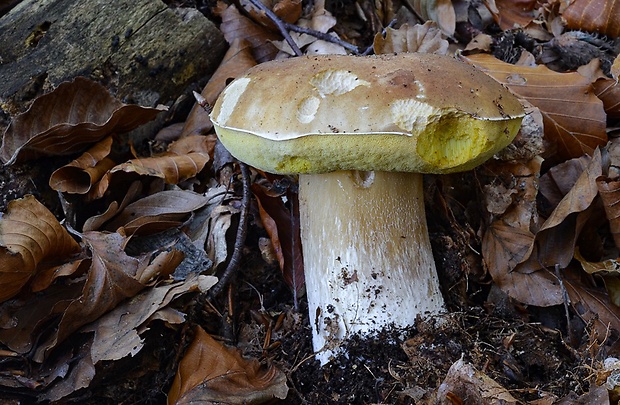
310, 69, 370, 97
297, 96, 321, 124
390, 99, 436, 132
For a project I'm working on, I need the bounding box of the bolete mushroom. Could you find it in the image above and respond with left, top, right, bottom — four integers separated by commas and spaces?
210, 53, 525, 363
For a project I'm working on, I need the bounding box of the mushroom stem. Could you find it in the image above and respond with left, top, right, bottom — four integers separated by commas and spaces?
298, 170, 445, 364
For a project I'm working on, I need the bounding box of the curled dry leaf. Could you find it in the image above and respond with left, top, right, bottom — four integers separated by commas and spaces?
462, 53, 607, 162
0, 77, 165, 165
167, 326, 288, 405
0, 195, 81, 303
562, 0, 620, 37
49, 136, 116, 194
373, 21, 449, 55
109, 153, 210, 184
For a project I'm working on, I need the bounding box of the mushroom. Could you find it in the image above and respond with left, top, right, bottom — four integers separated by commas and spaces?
210, 53, 525, 363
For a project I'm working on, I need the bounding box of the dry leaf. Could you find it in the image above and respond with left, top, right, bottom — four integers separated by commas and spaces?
85, 274, 217, 364
436, 357, 519, 404
593, 77, 620, 119
219, 4, 280, 63
404, 0, 455, 37
562, 0, 620, 37
252, 180, 304, 302
373, 22, 449, 55
109, 153, 210, 184
490, 0, 538, 30
564, 267, 620, 340
33, 231, 149, 362
0, 195, 81, 302
49, 136, 116, 194
598, 176, 620, 249
462, 53, 607, 162
182, 40, 257, 138
167, 326, 288, 404
0, 77, 165, 165
104, 190, 211, 235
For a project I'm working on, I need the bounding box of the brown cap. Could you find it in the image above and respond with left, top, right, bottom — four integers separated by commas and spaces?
210, 53, 525, 174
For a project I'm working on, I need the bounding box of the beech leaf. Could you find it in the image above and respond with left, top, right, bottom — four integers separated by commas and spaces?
462, 53, 607, 162
0, 77, 165, 165
167, 326, 288, 404
33, 231, 148, 362
49, 136, 116, 194
562, 0, 620, 37
0, 195, 81, 302
373, 22, 449, 55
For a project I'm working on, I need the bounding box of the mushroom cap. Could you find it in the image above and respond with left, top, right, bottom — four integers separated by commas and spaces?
210, 53, 525, 174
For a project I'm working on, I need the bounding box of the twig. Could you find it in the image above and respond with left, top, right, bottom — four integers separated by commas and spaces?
247, 0, 303, 56
246, 0, 362, 55
286, 24, 360, 53
207, 163, 252, 300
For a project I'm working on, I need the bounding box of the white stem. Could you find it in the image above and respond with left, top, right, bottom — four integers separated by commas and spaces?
298, 170, 445, 364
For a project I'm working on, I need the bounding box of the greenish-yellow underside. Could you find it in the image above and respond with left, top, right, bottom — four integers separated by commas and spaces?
215, 115, 522, 174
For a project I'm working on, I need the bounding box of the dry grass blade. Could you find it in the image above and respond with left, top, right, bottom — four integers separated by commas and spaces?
0, 195, 81, 302
0, 77, 165, 165
462, 53, 607, 162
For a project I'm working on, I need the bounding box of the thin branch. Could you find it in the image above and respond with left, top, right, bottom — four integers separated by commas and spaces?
286, 24, 360, 53
246, 0, 362, 55
246, 0, 303, 56
207, 163, 252, 300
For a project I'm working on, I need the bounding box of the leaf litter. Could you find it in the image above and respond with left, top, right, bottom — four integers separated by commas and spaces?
0, 0, 620, 403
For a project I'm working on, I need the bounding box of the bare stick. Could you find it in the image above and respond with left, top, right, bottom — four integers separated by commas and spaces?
286, 24, 360, 53
207, 163, 251, 300
247, 0, 303, 56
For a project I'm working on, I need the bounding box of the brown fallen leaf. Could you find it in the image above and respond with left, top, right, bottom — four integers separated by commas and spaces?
33, 231, 151, 362
49, 136, 117, 194
564, 266, 620, 341
252, 179, 304, 304
0, 77, 165, 165
373, 21, 449, 55
218, 3, 280, 63
104, 190, 212, 235
167, 326, 288, 405
598, 176, 620, 249
181, 39, 257, 139
0, 195, 82, 303
85, 274, 217, 364
490, 0, 538, 30
462, 53, 607, 162
403, 0, 455, 37
562, 0, 620, 37
436, 357, 519, 404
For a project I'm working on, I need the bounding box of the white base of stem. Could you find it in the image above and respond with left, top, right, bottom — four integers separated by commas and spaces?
298, 171, 446, 364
